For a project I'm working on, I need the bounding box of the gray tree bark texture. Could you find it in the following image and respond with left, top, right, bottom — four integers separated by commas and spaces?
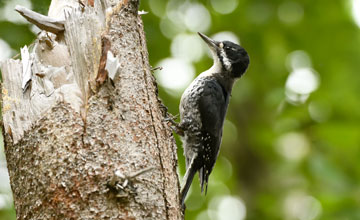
0, 0, 182, 219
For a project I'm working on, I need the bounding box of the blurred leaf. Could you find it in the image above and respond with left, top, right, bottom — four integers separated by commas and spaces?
30, 0, 51, 15
0, 21, 35, 50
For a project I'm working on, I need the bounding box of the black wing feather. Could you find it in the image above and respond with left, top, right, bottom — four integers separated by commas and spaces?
197, 78, 229, 193
199, 80, 228, 135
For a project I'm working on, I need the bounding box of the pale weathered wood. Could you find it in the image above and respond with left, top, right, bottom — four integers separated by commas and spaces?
15, 5, 65, 34
1, 0, 182, 219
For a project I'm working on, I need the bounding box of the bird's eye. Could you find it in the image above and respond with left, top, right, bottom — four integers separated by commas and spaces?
225, 46, 236, 51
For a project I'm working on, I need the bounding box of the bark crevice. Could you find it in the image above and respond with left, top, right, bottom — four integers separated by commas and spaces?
135, 13, 171, 219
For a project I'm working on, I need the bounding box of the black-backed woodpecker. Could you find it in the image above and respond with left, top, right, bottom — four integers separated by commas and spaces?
175, 32, 250, 207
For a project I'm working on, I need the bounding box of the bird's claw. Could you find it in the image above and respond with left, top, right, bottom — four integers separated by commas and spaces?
164, 115, 184, 136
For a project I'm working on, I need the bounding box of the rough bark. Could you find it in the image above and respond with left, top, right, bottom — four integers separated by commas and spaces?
0, 0, 182, 219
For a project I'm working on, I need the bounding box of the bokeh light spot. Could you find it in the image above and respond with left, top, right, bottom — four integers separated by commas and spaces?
286, 50, 312, 71
0, 0, 32, 23
160, 1, 187, 39
278, 1, 304, 24
211, 31, 240, 44
284, 192, 322, 220
0, 167, 11, 193
196, 210, 213, 220
161, 1, 211, 38
276, 132, 310, 161
184, 3, 211, 33
216, 196, 246, 220
0, 39, 12, 62
286, 68, 319, 94
155, 58, 195, 96
149, 0, 166, 17
160, 18, 185, 39
217, 156, 233, 181
210, 0, 239, 14
171, 33, 205, 62
285, 68, 319, 104
0, 196, 5, 210
351, 0, 360, 27
209, 181, 230, 197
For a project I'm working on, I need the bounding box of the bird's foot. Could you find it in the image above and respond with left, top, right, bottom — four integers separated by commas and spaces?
164, 114, 184, 136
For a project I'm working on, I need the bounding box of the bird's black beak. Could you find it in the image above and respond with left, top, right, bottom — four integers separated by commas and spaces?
198, 32, 219, 52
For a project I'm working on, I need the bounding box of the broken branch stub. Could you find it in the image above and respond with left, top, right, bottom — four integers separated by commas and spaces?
15, 5, 65, 34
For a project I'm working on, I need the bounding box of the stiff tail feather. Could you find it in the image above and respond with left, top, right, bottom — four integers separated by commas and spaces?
199, 167, 209, 195
180, 156, 197, 207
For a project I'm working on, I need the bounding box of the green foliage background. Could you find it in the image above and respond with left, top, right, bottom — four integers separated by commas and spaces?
0, 0, 359, 219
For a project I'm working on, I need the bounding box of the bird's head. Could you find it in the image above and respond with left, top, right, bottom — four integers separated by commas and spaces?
198, 32, 249, 78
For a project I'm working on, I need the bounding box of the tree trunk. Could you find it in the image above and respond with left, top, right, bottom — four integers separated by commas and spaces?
0, 0, 182, 219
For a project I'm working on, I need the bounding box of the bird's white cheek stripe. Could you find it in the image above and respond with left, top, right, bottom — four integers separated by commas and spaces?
220, 49, 232, 71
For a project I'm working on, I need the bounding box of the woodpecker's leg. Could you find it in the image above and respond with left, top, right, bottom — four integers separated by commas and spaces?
164, 115, 185, 136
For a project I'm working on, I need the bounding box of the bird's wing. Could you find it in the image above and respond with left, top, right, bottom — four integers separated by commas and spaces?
197, 78, 229, 193
198, 78, 228, 136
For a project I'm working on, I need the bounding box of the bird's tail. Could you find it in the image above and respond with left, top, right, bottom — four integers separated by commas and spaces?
199, 167, 209, 195
180, 156, 197, 207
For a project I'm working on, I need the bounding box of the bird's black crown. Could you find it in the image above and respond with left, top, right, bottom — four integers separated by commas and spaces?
219, 41, 249, 78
